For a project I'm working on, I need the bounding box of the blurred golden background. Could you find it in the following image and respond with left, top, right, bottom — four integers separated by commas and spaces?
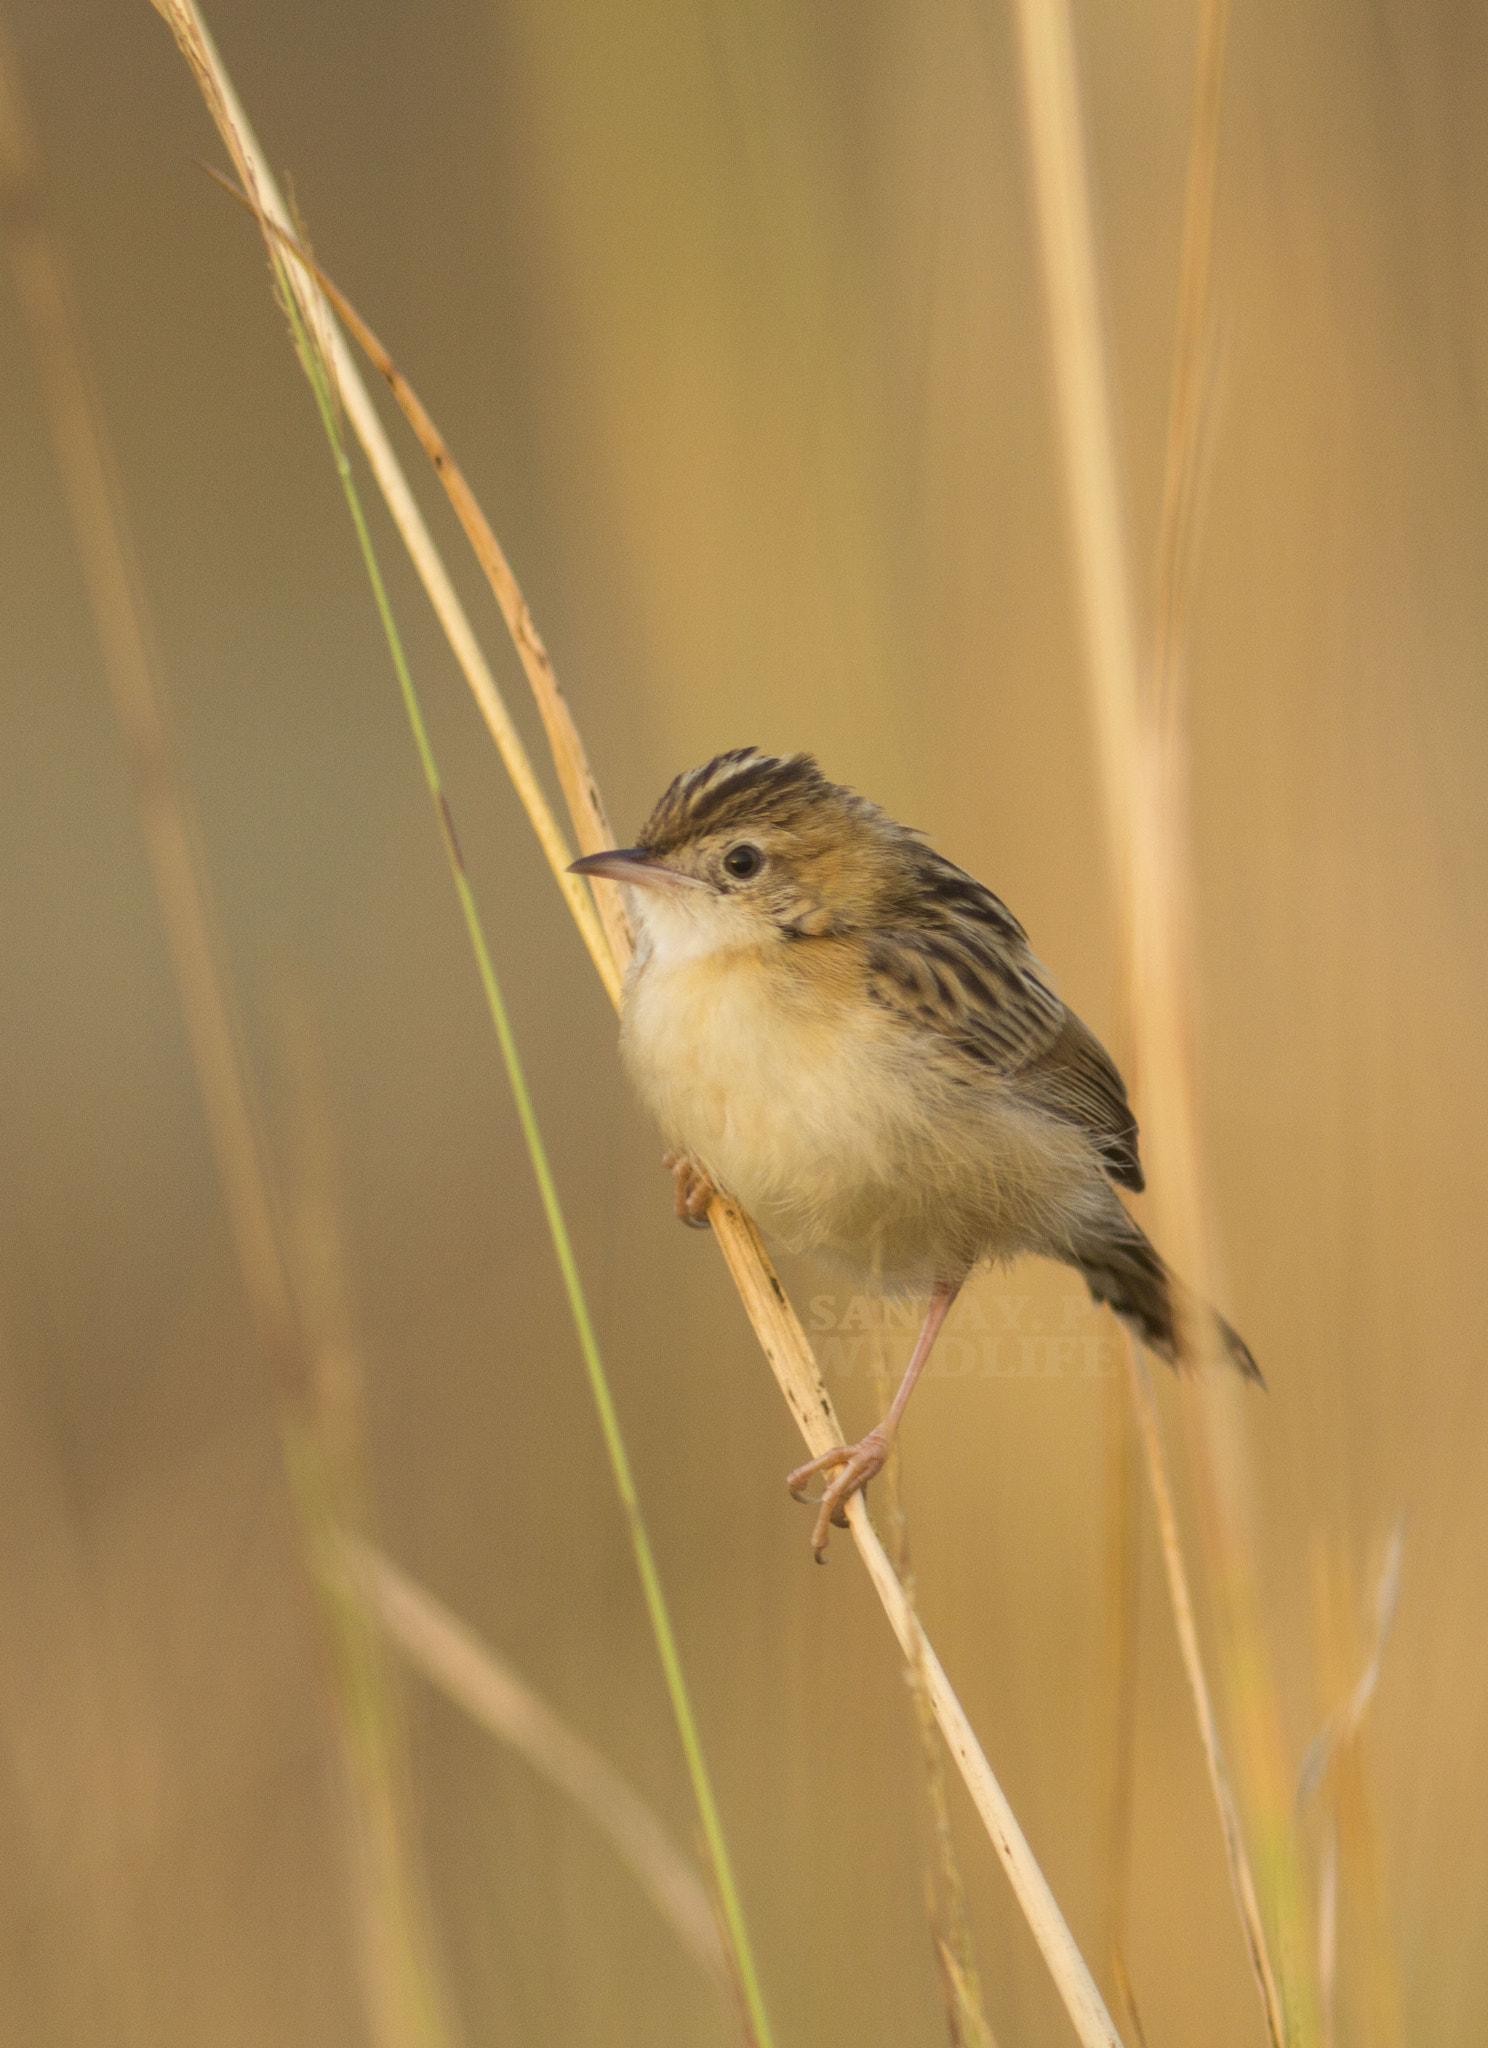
1, 2, 1484, 2042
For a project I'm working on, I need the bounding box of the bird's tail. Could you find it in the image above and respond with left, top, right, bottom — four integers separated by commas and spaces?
1076, 1221, 1261, 1383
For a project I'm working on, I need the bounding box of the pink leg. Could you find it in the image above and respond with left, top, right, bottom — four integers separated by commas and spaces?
662, 1150, 715, 1228
787, 1277, 960, 1560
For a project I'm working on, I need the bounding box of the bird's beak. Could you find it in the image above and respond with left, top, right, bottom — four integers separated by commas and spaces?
567, 847, 706, 893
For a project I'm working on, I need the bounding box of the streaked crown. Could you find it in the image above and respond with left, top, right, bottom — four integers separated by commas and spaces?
636, 748, 874, 856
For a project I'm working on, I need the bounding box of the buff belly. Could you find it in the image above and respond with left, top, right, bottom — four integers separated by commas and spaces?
621, 940, 1108, 1290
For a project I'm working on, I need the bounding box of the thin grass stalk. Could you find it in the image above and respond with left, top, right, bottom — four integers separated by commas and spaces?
1099, 1371, 1146, 2046
935, 1941, 998, 2048
156, 13, 1129, 2038
281, 995, 722, 1984
1144, 8, 1314, 2012
1123, 1338, 1284, 2032
276, 270, 775, 2048
1299, 1534, 1405, 2048
341, 1538, 726, 1984
869, 1297, 996, 2048
1316, 1822, 1338, 2048
262, 214, 1128, 2048
197, 162, 635, 982
1140, 20, 1304, 1951
278, 1017, 464, 2048
708, 1205, 1124, 2048
1011, 2, 1290, 2038
1152, 0, 1229, 726
149, 0, 620, 1006
0, 24, 461, 2042
305, 203, 1126, 2048
5, 21, 734, 2028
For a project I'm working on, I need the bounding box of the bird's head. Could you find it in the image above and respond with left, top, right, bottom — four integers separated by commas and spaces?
570, 749, 915, 955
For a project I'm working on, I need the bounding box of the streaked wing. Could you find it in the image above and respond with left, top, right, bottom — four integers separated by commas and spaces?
862, 852, 1144, 1192
1016, 1010, 1144, 1191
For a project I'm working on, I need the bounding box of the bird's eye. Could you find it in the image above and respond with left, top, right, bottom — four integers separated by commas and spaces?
722, 842, 763, 880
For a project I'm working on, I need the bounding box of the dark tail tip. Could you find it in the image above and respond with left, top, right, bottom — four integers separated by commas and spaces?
1078, 1228, 1262, 1386
1216, 1312, 1264, 1387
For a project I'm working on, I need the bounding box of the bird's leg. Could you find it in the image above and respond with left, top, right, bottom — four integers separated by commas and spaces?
662, 1150, 715, 1229
787, 1277, 960, 1560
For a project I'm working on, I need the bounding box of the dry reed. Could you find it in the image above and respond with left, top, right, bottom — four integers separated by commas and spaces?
153, 3, 1128, 2039
152, 4, 620, 1004
1099, 1369, 1145, 2045
267, 220, 775, 2043
1298, 1532, 1405, 2048
867, 1294, 996, 2048
277, 1015, 465, 2048
341, 1537, 726, 1985
1012, 0, 1289, 2038
3, 19, 735, 2037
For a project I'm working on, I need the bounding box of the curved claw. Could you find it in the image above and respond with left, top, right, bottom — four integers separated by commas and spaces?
662, 1150, 715, 1229
786, 1429, 890, 1560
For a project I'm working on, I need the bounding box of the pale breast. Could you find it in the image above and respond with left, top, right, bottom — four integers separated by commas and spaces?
622, 942, 904, 1255
621, 933, 1113, 1289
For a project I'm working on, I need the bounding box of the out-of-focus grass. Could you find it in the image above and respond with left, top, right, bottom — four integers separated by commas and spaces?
254, 181, 774, 2041
0, 15, 740, 2040
0, 2, 1481, 2043
1011, 1, 1288, 2034
169, 8, 1126, 2037
0, 23, 462, 2042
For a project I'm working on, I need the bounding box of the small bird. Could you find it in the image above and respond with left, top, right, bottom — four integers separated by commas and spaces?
572, 749, 1257, 1558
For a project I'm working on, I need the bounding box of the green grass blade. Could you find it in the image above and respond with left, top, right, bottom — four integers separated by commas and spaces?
277, 260, 773, 2048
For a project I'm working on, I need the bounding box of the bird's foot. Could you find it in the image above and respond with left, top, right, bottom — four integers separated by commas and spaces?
662, 1150, 715, 1229
787, 1427, 891, 1562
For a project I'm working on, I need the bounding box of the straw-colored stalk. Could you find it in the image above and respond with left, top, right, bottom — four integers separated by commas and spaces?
1123, 1336, 1283, 2029
710, 1204, 1121, 2048
341, 1537, 726, 1986
1099, 1369, 1145, 2046
277, 1016, 464, 2048
151, 3, 1129, 2040
278, 999, 728, 1995
4, 16, 732, 2028
1133, 30, 1301, 1951
1011, 0, 1290, 2040
150, 5, 619, 1004
867, 1294, 996, 2048
1298, 1533, 1405, 2048
269, 239, 774, 2045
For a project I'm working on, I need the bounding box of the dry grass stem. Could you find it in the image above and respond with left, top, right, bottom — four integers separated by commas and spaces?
1100, 1373, 1146, 2045
1153, 0, 1229, 715
340, 1537, 727, 1985
198, 162, 634, 977
1009, 0, 1141, 877
269, 238, 774, 2044
1013, 1, 1290, 2036
868, 1298, 995, 2048
710, 1205, 1121, 2048
1299, 1536, 1406, 2048
935, 1937, 999, 2048
1316, 1824, 1339, 2048
1295, 1526, 1404, 1814
1124, 1338, 1284, 2037
279, 1012, 725, 1992
281, 1020, 463, 2048
150, 0, 621, 1006
159, 7, 1128, 2037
